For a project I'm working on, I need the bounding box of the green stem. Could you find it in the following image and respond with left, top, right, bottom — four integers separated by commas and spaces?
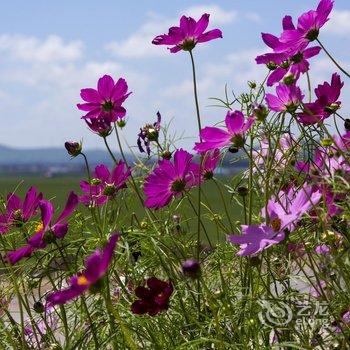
189, 49, 203, 318
103, 136, 118, 164
317, 39, 350, 78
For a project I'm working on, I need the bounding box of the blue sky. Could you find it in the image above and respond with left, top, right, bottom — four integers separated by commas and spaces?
0, 0, 349, 150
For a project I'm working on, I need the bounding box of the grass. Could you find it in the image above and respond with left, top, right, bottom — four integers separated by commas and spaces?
0, 174, 243, 242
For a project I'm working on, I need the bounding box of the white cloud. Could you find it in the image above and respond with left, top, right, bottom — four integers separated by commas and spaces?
325, 10, 350, 35
182, 5, 237, 25
105, 4, 236, 59
0, 34, 152, 149
0, 34, 83, 62
244, 12, 262, 23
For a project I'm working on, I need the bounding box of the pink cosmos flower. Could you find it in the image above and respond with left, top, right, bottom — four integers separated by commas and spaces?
79, 162, 131, 207
6, 192, 79, 265
228, 224, 285, 256
296, 136, 350, 179
298, 73, 343, 124
263, 184, 322, 232
253, 134, 297, 172
256, 16, 321, 86
202, 149, 221, 179
85, 115, 112, 137
77, 75, 131, 122
228, 184, 321, 256
143, 149, 199, 209
194, 111, 255, 153
152, 13, 222, 53
46, 233, 119, 305
265, 84, 304, 112
277, 0, 334, 54
310, 280, 327, 298
0, 187, 42, 234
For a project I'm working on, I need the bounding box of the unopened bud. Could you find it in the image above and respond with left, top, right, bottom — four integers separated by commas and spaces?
161, 150, 172, 160
117, 119, 126, 128
181, 259, 201, 279
64, 141, 82, 157
237, 186, 248, 197
33, 301, 45, 313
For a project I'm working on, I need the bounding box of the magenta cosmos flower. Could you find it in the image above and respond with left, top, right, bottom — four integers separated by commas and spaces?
144, 149, 198, 209
256, 16, 321, 87
277, 0, 333, 54
298, 73, 343, 124
46, 233, 119, 305
265, 84, 304, 113
80, 162, 131, 207
194, 111, 255, 153
77, 75, 131, 122
131, 277, 173, 316
152, 13, 222, 53
0, 187, 42, 234
228, 184, 321, 256
6, 192, 78, 265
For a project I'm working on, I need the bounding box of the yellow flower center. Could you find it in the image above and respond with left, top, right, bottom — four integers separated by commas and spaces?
77, 275, 89, 286
35, 222, 44, 232
271, 218, 282, 232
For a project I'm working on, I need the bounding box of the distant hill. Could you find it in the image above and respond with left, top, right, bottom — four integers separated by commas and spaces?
0, 144, 248, 176
0, 144, 123, 165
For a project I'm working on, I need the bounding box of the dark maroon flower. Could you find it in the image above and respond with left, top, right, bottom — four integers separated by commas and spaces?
181, 259, 201, 279
131, 277, 173, 316
137, 112, 161, 156
152, 13, 222, 53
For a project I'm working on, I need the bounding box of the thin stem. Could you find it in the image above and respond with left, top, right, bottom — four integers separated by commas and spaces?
189, 49, 203, 318
317, 39, 350, 78
103, 136, 118, 164
189, 50, 203, 135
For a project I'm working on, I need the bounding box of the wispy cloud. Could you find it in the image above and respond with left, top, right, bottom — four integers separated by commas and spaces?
0, 35, 83, 63
105, 4, 237, 59
325, 10, 350, 35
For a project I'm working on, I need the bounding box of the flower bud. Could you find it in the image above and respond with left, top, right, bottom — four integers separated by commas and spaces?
253, 104, 269, 122
64, 141, 82, 157
266, 62, 277, 70
248, 81, 256, 89
283, 74, 295, 85
228, 146, 239, 153
117, 119, 127, 128
321, 138, 333, 147
172, 215, 181, 225
161, 150, 172, 160
344, 119, 350, 131
237, 186, 248, 197
43, 230, 56, 244
33, 301, 45, 313
181, 259, 201, 279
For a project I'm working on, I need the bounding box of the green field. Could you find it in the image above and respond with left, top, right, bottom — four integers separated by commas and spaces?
0, 175, 243, 242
